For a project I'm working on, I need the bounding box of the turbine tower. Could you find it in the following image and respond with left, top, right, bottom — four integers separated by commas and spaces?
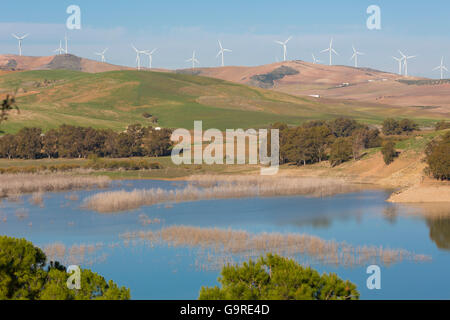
95, 48, 108, 63
143, 49, 157, 69
132, 45, 145, 70
12, 33, 29, 56
321, 38, 339, 66
398, 50, 417, 77
433, 56, 448, 80
312, 54, 322, 64
54, 40, 65, 55
186, 51, 200, 70
216, 40, 232, 67
350, 45, 364, 68
392, 56, 404, 75
64, 33, 69, 54
275, 36, 292, 62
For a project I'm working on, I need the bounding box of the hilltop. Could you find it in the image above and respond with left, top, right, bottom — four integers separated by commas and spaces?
0, 54, 132, 73
186, 61, 450, 115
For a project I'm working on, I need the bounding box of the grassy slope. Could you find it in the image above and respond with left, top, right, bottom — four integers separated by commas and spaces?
0, 70, 448, 134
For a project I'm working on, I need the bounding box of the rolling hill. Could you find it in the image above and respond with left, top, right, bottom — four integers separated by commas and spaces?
186, 60, 450, 115
0, 54, 133, 73
0, 67, 448, 134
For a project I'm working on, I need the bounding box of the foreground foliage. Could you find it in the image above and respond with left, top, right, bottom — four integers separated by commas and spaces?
0, 236, 130, 300
199, 254, 359, 300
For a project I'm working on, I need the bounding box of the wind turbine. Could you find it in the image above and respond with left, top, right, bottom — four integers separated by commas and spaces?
433, 56, 448, 80
275, 36, 292, 62
216, 40, 232, 67
186, 51, 200, 70
350, 45, 364, 68
54, 40, 65, 55
143, 49, 157, 69
12, 33, 29, 56
64, 33, 69, 54
95, 48, 108, 63
399, 50, 417, 77
132, 45, 145, 70
321, 38, 339, 66
392, 56, 404, 75
312, 53, 322, 64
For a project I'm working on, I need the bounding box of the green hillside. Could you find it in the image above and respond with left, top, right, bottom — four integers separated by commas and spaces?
0, 70, 446, 133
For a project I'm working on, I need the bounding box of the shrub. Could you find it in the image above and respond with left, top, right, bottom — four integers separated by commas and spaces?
382, 118, 419, 136
425, 132, 450, 180
199, 254, 359, 300
381, 141, 398, 165
435, 121, 450, 131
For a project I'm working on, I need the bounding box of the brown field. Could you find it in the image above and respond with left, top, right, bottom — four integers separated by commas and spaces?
193, 61, 450, 116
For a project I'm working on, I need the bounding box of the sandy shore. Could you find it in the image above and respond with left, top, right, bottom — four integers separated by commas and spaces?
388, 184, 450, 203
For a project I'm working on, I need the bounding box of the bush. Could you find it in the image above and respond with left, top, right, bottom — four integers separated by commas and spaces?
425, 132, 450, 180
0, 236, 130, 300
382, 118, 419, 136
199, 254, 359, 300
381, 141, 398, 165
435, 121, 450, 131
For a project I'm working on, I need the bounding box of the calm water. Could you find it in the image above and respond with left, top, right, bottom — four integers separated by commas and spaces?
0, 179, 449, 300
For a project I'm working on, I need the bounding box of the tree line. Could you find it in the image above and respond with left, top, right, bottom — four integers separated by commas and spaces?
0, 124, 173, 160
274, 118, 382, 167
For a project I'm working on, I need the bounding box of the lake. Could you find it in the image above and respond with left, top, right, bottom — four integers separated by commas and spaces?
0, 179, 449, 300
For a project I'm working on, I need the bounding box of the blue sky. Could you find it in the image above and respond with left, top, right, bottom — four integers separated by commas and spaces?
1, 0, 449, 77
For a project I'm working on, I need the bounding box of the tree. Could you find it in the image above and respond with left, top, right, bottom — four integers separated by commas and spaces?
382, 118, 401, 136
329, 138, 352, 167
0, 134, 16, 159
0, 95, 19, 129
329, 118, 359, 138
143, 128, 173, 157
199, 254, 359, 300
435, 121, 450, 131
382, 118, 418, 136
425, 132, 450, 180
0, 236, 130, 300
15, 127, 42, 159
381, 141, 398, 165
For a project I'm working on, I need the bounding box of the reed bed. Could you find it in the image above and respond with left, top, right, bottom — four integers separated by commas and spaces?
84, 175, 355, 213
0, 174, 111, 199
120, 226, 431, 268
43, 242, 106, 266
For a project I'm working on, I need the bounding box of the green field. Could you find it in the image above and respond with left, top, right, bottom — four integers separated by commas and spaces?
0, 69, 447, 134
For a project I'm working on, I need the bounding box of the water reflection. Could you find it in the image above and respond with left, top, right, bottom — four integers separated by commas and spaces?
401, 203, 450, 251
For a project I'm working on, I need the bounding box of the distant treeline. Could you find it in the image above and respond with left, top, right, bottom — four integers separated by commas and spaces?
275, 118, 383, 167
0, 124, 173, 160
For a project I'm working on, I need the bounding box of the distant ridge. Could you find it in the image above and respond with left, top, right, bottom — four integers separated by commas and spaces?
0, 54, 132, 73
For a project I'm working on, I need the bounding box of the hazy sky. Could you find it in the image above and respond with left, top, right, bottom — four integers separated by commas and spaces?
0, 0, 449, 78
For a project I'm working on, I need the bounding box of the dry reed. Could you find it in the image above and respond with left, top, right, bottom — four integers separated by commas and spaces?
42, 242, 106, 266
84, 175, 355, 213
0, 174, 111, 199
119, 226, 431, 268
